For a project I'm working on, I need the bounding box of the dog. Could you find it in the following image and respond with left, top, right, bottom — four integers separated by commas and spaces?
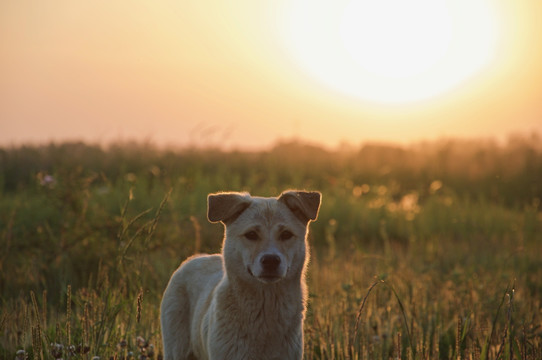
160, 190, 321, 360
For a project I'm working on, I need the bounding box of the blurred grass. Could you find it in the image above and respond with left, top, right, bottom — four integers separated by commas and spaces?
1, 136, 541, 359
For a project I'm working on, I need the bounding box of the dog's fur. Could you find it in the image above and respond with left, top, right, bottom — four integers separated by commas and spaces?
160, 190, 321, 360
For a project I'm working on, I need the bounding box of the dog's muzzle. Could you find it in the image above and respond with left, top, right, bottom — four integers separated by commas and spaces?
248, 254, 284, 283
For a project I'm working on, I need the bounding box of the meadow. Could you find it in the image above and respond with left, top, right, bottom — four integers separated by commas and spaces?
1, 135, 541, 359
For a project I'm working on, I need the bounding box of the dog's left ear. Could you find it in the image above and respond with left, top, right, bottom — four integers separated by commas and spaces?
208, 192, 252, 224
279, 190, 321, 224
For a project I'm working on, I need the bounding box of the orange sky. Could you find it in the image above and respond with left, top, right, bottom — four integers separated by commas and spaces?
1, 0, 541, 149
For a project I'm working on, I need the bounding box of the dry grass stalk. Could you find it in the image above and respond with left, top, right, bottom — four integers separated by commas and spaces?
30, 291, 44, 360
190, 215, 202, 254
83, 302, 90, 352
66, 285, 71, 347
41, 290, 47, 330
352, 280, 383, 345
136, 288, 143, 324
396, 332, 402, 360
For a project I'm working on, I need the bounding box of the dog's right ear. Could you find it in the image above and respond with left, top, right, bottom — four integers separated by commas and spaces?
207, 192, 252, 224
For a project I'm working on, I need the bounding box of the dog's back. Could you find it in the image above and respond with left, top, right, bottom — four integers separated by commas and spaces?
160, 190, 321, 360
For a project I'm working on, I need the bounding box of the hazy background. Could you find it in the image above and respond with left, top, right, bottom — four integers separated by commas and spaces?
2, 3, 542, 357
1, 0, 541, 149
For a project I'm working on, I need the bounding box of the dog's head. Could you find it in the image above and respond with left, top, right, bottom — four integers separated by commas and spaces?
208, 190, 321, 284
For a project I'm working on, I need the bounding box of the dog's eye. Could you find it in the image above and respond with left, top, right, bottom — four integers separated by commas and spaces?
279, 230, 294, 241
244, 231, 259, 241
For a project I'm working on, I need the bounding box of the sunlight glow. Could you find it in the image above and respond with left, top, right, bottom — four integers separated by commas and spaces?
281, 0, 499, 103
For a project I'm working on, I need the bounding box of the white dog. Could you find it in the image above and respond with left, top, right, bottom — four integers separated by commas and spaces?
160, 190, 321, 360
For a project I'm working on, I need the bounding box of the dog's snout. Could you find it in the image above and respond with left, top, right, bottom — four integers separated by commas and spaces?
260, 254, 281, 270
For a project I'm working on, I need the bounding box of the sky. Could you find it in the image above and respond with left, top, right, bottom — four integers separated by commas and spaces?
1, 0, 542, 149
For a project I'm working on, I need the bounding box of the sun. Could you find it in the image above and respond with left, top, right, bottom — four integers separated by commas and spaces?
340, 0, 452, 79
280, 0, 499, 104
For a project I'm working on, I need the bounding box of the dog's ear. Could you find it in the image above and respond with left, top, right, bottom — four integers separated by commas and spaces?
207, 192, 252, 224
278, 190, 321, 224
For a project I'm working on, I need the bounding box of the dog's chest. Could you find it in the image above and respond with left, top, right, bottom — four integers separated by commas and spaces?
210, 322, 302, 360
206, 286, 303, 359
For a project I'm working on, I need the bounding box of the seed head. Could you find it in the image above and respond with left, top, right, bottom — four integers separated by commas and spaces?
15, 350, 27, 360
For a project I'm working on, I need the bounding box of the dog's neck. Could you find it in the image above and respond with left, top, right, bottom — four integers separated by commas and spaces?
217, 271, 306, 321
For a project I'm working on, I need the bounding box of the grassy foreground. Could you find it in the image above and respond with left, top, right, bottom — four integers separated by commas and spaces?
1, 138, 541, 359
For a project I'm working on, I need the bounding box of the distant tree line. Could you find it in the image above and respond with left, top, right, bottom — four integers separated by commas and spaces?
1, 133, 541, 208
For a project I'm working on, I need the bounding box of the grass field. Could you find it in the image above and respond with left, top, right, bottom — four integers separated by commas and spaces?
1, 137, 541, 359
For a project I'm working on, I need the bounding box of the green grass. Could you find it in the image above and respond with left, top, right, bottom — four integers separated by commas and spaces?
1, 139, 541, 359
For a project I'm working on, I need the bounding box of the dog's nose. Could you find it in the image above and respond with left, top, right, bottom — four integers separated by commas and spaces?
260, 254, 281, 270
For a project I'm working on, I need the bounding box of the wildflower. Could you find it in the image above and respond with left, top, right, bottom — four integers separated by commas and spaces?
76, 344, 91, 354
136, 336, 146, 348
50, 343, 64, 359
38, 172, 56, 188
146, 344, 155, 358
15, 350, 27, 360
67, 345, 76, 357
